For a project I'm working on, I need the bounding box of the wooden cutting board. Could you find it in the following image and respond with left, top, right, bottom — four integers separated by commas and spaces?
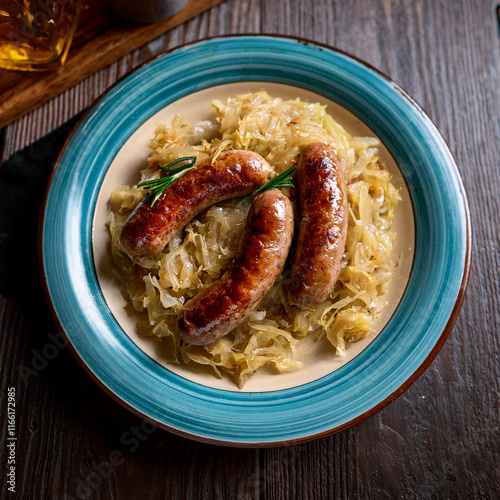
0, 0, 225, 129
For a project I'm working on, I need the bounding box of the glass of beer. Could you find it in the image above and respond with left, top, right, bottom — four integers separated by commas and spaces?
0, 0, 83, 71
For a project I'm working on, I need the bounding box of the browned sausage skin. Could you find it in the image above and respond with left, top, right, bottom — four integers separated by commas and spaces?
285, 142, 348, 309
177, 189, 294, 345
118, 151, 272, 264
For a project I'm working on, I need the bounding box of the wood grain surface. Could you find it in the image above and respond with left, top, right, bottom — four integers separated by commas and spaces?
0, 0, 225, 129
1, 0, 499, 498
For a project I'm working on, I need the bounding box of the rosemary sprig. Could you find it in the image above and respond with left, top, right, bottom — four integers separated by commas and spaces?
138, 156, 197, 206
236, 164, 297, 208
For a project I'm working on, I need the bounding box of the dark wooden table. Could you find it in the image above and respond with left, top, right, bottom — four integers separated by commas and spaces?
1, 0, 499, 498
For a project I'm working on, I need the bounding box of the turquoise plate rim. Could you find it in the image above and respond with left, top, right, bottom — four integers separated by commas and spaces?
40, 35, 471, 447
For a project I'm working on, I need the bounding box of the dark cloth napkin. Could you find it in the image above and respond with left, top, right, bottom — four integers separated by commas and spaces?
0, 114, 82, 298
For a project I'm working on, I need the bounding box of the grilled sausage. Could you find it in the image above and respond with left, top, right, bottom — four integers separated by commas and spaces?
118, 151, 272, 264
285, 142, 348, 309
177, 189, 294, 345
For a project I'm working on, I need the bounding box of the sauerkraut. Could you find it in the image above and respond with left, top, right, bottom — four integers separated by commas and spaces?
109, 91, 401, 387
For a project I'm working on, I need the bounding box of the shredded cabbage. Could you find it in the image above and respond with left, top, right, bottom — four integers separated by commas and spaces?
109, 91, 401, 387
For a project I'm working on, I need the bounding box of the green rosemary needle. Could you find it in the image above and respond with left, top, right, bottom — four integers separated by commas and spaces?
236, 164, 297, 208
138, 156, 197, 206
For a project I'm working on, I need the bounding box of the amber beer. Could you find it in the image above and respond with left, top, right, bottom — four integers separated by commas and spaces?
0, 0, 82, 71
